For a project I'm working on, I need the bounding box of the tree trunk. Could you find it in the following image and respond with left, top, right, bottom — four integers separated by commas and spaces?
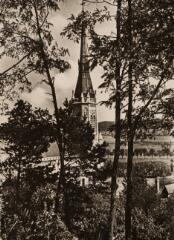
33, 0, 66, 214
40, 41, 66, 215
64, 188, 72, 229
125, 0, 133, 239
54, 152, 65, 212
125, 134, 134, 240
16, 159, 21, 204
108, 0, 122, 239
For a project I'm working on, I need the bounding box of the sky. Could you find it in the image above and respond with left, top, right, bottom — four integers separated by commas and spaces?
2, 1, 172, 123
2, 0, 114, 123
45, 0, 115, 122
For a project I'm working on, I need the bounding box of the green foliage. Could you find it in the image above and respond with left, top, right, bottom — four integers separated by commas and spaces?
132, 175, 157, 215
0, 99, 108, 239
0, 0, 70, 105
64, 185, 110, 240
101, 161, 171, 179
61, 7, 112, 43
1, 184, 74, 240
57, 100, 107, 185
152, 193, 174, 239
59, 100, 94, 160
132, 208, 168, 240
0, 1, 173, 239
0, 100, 54, 176
133, 162, 171, 178
130, 165, 172, 240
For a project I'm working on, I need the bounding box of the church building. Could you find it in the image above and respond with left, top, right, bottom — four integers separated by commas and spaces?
72, 14, 99, 142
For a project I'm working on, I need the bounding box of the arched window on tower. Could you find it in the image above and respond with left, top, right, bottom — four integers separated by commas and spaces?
84, 107, 89, 119
90, 112, 96, 129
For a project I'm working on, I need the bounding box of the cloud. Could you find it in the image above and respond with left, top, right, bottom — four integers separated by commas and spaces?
21, 87, 51, 109
0, 0, 114, 123
55, 59, 78, 90
0, 115, 8, 124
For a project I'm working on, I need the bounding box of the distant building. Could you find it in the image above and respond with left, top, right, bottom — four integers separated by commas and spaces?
146, 161, 174, 198
161, 183, 174, 198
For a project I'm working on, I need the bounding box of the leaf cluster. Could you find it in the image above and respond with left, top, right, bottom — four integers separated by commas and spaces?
0, 100, 55, 174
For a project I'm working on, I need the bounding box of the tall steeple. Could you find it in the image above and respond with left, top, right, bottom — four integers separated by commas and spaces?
74, 3, 95, 101
73, 1, 98, 139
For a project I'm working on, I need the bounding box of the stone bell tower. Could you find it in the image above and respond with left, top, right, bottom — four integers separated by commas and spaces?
72, 6, 98, 140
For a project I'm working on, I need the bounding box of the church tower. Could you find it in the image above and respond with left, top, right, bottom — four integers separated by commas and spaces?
72, 5, 98, 140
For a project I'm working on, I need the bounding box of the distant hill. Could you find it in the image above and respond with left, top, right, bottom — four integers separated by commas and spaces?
98, 121, 114, 132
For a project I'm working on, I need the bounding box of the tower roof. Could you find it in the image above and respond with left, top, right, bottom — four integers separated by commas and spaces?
74, 15, 95, 100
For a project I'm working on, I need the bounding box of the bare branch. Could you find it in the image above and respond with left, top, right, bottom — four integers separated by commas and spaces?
14, 32, 37, 44
134, 73, 166, 130
40, 6, 49, 28
84, 0, 116, 6
0, 53, 31, 77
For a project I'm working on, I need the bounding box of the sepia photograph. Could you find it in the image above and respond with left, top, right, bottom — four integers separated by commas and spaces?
0, 0, 174, 239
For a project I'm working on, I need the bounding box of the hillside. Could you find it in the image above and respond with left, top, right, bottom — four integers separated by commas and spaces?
98, 121, 114, 132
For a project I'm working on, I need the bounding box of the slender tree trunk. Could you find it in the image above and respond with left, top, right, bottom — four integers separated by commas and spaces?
125, 0, 133, 239
125, 135, 134, 240
33, 0, 66, 214
16, 159, 21, 203
108, 0, 122, 239
64, 188, 72, 229
54, 151, 65, 212
40, 38, 65, 215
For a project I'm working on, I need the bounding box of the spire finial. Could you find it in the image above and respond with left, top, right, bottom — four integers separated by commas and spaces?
81, 0, 85, 30
82, 0, 85, 12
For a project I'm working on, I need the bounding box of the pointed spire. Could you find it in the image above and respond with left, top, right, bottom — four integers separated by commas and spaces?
74, 0, 95, 101
80, 0, 88, 68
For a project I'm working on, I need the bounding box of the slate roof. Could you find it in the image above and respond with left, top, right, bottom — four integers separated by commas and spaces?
165, 183, 174, 195
74, 24, 95, 100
